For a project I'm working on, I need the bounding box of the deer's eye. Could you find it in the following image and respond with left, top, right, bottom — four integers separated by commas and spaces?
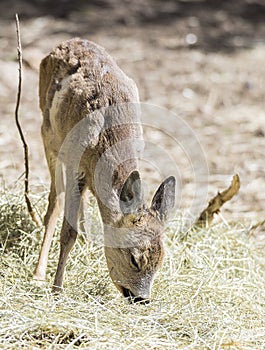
130, 255, 140, 270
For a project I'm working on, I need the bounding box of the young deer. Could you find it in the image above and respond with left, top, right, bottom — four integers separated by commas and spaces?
33, 38, 175, 303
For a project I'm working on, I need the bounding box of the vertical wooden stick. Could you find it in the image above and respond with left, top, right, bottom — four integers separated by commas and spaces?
15, 14, 41, 226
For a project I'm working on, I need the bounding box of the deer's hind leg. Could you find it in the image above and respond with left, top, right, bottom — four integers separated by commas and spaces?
33, 147, 64, 282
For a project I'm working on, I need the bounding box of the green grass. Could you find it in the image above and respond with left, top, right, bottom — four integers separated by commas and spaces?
0, 188, 265, 349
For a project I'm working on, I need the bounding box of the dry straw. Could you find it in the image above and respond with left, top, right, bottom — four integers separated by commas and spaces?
1, 187, 265, 349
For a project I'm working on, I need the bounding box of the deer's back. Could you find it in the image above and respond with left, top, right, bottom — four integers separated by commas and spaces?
39, 38, 139, 143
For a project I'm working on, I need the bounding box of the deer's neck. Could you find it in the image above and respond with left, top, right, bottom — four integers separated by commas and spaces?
94, 159, 138, 225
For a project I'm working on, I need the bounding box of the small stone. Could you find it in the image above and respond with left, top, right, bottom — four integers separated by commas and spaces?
185, 33, 198, 45
254, 128, 265, 137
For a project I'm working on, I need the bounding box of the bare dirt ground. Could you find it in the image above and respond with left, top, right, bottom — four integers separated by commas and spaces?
0, 0, 264, 228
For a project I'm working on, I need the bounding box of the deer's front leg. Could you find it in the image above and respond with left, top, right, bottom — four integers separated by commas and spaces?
53, 171, 86, 293
52, 219, 77, 292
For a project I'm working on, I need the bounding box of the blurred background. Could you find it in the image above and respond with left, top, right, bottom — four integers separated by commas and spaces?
0, 0, 264, 224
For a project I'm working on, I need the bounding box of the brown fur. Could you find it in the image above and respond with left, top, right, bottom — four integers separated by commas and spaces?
34, 38, 175, 302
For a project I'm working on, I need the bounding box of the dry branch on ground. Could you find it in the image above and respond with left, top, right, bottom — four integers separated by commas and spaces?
196, 174, 241, 227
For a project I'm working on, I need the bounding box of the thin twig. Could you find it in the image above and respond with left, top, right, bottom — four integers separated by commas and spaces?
15, 14, 42, 226
249, 219, 265, 235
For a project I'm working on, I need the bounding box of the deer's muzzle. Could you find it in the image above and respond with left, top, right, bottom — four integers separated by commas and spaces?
121, 287, 150, 304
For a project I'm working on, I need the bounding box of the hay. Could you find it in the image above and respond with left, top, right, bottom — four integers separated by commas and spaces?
1, 187, 265, 349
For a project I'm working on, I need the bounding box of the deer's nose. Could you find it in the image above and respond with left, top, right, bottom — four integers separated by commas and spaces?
132, 296, 150, 305
121, 287, 150, 304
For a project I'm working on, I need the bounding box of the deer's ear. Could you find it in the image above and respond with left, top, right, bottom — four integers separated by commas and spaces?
151, 176, 175, 220
120, 171, 143, 214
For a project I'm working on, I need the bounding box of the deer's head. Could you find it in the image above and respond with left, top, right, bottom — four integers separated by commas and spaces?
104, 171, 175, 303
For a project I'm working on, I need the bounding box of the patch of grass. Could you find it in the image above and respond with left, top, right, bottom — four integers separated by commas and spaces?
1, 187, 265, 349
